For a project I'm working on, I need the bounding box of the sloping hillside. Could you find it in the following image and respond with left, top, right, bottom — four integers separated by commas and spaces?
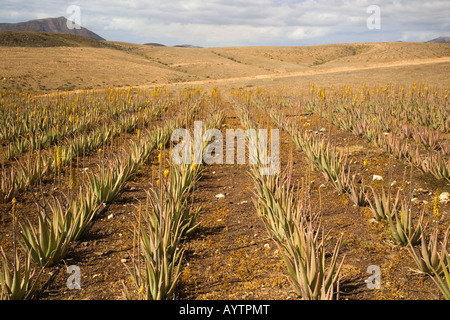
0, 31, 111, 48
427, 37, 450, 44
0, 37, 449, 92
0, 16, 104, 40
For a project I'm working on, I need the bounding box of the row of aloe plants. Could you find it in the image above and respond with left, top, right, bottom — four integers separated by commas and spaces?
124, 93, 224, 300
124, 162, 202, 300
232, 100, 344, 300
0, 114, 138, 204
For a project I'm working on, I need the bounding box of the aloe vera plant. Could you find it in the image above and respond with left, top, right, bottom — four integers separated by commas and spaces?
0, 248, 41, 300
386, 200, 423, 246
250, 162, 343, 300
431, 248, 450, 300
65, 187, 101, 242
0, 167, 16, 204
125, 217, 183, 300
19, 203, 75, 267
409, 226, 448, 275
348, 176, 368, 207
367, 186, 400, 221
87, 155, 136, 205
282, 220, 344, 300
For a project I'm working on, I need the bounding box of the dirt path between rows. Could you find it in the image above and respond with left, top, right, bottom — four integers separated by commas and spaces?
178, 103, 295, 299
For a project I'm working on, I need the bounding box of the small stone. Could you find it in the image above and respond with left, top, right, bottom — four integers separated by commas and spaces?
373, 175, 383, 181
440, 192, 449, 203
215, 193, 225, 199
121, 259, 128, 263
107, 214, 114, 220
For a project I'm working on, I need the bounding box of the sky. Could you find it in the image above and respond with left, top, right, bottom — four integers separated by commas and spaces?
0, 0, 449, 47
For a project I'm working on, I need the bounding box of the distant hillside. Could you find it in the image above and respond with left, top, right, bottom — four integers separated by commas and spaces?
144, 43, 166, 47
174, 44, 203, 48
427, 37, 450, 44
0, 16, 104, 40
0, 31, 119, 48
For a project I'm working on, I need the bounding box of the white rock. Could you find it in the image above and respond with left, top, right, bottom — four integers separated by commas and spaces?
215, 193, 225, 199
440, 192, 449, 203
264, 243, 271, 249
107, 214, 114, 220
373, 175, 383, 181
390, 181, 397, 187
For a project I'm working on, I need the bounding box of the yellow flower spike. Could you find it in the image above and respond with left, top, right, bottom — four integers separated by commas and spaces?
137, 129, 141, 140
363, 160, 368, 168
433, 189, 441, 219
70, 168, 77, 190
156, 179, 160, 187
139, 285, 145, 295
192, 163, 198, 171
56, 146, 62, 171
157, 153, 162, 163
163, 169, 169, 179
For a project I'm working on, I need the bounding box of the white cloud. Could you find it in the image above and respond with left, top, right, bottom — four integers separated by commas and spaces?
0, 0, 448, 46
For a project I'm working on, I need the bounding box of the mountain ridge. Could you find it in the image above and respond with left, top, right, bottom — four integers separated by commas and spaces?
0, 16, 105, 40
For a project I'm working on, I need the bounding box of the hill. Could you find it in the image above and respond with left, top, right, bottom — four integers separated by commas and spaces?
0, 40, 449, 92
427, 37, 450, 44
0, 30, 114, 48
144, 43, 166, 47
0, 16, 104, 40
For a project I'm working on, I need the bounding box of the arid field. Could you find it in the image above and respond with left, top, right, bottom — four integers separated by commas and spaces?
0, 35, 449, 301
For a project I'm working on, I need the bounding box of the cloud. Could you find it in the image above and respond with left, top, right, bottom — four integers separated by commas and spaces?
0, 0, 448, 46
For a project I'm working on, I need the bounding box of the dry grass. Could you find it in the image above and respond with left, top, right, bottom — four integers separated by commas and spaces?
1, 40, 449, 92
